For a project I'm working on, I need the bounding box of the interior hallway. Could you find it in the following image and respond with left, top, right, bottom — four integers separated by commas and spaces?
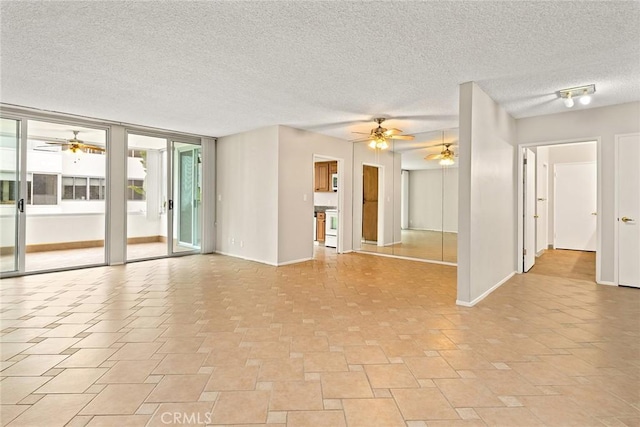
529, 249, 596, 282
0, 248, 638, 426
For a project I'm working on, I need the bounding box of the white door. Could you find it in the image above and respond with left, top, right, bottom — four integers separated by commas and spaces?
536, 163, 548, 254
617, 134, 639, 287
524, 149, 536, 272
554, 162, 597, 251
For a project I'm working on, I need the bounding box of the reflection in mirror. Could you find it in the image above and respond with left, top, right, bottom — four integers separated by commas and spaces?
356, 127, 458, 264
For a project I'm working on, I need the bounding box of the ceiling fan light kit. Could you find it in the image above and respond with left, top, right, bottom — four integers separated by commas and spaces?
351, 117, 414, 150
558, 84, 595, 108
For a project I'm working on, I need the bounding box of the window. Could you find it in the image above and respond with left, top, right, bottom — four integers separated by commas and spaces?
0, 180, 16, 204
32, 174, 57, 205
128, 149, 146, 159
127, 179, 145, 201
62, 176, 105, 200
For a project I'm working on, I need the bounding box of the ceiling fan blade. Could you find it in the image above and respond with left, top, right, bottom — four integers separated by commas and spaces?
80, 144, 106, 152
349, 136, 374, 143
425, 153, 444, 160
351, 131, 372, 135
384, 128, 403, 135
389, 135, 414, 140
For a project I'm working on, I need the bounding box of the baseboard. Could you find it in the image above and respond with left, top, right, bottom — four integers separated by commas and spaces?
456, 271, 516, 307
597, 280, 617, 286
354, 250, 457, 267
278, 257, 312, 266
214, 251, 278, 267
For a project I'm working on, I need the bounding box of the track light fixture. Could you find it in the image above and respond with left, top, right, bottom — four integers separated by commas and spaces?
558, 84, 595, 108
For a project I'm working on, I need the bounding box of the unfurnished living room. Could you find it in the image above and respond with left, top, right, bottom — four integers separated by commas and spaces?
0, 2, 639, 427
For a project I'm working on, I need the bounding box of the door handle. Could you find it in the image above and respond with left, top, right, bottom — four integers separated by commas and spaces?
621, 216, 634, 223
17, 198, 24, 213
534, 215, 539, 218
168, 200, 174, 210
537, 198, 546, 201
591, 212, 597, 216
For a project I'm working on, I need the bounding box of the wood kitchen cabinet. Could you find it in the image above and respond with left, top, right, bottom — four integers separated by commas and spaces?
316, 212, 326, 242
314, 161, 338, 192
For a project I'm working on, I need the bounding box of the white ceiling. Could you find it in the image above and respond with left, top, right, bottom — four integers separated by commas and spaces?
1, 1, 639, 142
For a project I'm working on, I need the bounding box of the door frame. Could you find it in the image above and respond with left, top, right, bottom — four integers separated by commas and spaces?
516, 137, 603, 283
172, 140, 202, 254
311, 154, 345, 254
614, 132, 640, 286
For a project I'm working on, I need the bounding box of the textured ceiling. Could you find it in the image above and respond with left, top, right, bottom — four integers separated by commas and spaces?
1, 1, 639, 141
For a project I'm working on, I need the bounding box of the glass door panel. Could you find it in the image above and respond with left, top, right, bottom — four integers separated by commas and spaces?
172, 141, 201, 254
0, 118, 21, 274
25, 120, 107, 272
126, 133, 169, 261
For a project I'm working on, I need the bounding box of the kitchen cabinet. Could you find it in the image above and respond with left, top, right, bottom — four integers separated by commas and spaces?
314, 161, 338, 192
316, 212, 326, 242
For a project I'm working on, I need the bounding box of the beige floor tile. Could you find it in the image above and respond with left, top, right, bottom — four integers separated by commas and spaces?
474, 406, 547, 426
74, 332, 124, 348
344, 345, 389, 364
392, 388, 459, 420
303, 352, 348, 372
85, 415, 152, 427
290, 336, 330, 352
79, 383, 155, 415
0, 404, 29, 425
97, 360, 159, 383
248, 341, 290, 359
109, 342, 162, 360
0, 343, 34, 361
152, 353, 206, 375
343, 398, 406, 427
519, 395, 604, 426
35, 367, 107, 393
145, 374, 209, 402
203, 346, 250, 367
1, 354, 67, 376
404, 356, 459, 379
157, 337, 204, 353
364, 363, 419, 388
8, 393, 94, 427
21, 337, 80, 355
435, 378, 505, 408
287, 410, 346, 427
509, 361, 576, 386
269, 381, 323, 410
145, 402, 214, 426
120, 328, 165, 343
210, 391, 270, 424
439, 350, 495, 370
320, 371, 374, 398
0, 376, 51, 404
56, 348, 117, 368
204, 365, 259, 391
258, 358, 304, 382
40, 324, 91, 338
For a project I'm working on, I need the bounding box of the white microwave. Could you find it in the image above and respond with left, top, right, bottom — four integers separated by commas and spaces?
331, 173, 338, 191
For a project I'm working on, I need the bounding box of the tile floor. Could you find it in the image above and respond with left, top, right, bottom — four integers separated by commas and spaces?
0, 248, 638, 426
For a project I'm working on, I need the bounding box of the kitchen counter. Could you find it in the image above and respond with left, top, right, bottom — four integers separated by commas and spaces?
314, 205, 336, 214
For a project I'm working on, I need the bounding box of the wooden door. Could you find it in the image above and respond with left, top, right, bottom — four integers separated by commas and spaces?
329, 161, 338, 175
362, 165, 378, 242
317, 213, 325, 242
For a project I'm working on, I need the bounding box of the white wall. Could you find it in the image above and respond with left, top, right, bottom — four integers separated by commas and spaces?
458, 82, 517, 305
313, 191, 338, 207
278, 126, 353, 263
407, 167, 458, 233
517, 101, 640, 283
352, 144, 401, 247
216, 126, 279, 265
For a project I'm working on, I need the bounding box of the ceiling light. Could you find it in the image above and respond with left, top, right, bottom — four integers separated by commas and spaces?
563, 93, 574, 108
439, 156, 455, 166
557, 84, 595, 108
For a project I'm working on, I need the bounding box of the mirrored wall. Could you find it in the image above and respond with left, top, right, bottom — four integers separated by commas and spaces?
354, 128, 458, 264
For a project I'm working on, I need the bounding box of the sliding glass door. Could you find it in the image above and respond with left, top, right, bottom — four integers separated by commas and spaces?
172, 141, 201, 254
125, 135, 200, 260
0, 118, 21, 274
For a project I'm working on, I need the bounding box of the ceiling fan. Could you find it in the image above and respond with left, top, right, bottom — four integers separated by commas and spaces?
43, 130, 106, 153
350, 118, 415, 149
425, 142, 457, 165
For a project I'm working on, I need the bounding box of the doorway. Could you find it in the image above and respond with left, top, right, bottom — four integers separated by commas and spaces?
520, 141, 599, 281
311, 155, 343, 257
126, 134, 201, 261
